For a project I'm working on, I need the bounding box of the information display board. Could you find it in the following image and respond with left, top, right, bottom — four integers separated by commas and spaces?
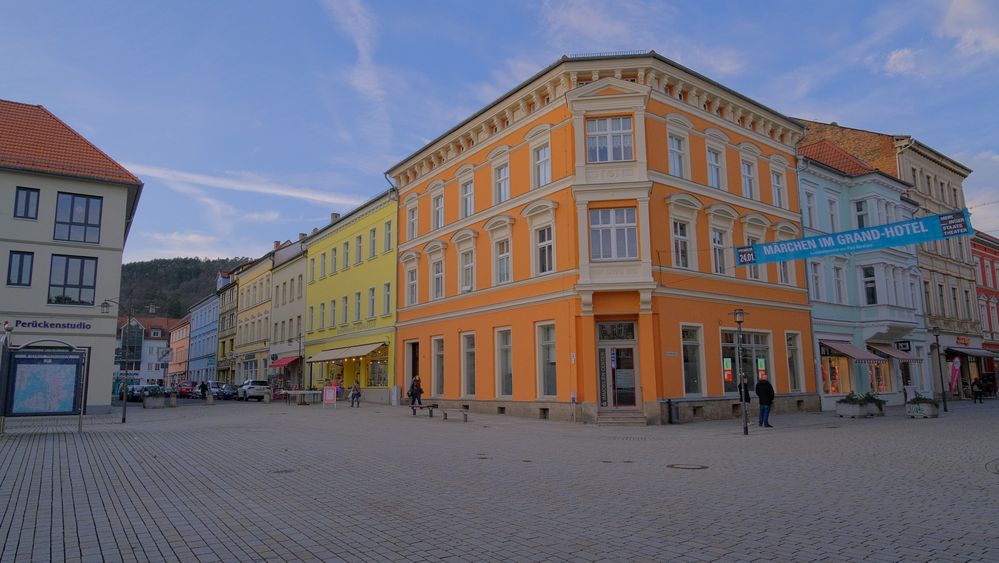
5, 350, 84, 416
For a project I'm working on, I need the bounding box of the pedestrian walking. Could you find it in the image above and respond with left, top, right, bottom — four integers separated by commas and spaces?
409, 374, 423, 406
349, 379, 362, 408
756, 375, 775, 428
199, 381, 208, 400
971, 377, 984, 404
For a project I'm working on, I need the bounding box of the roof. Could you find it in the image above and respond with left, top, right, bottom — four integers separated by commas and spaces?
0, 99, 142, 186
388, 50, 802, 175
118, 316, 181, 338
798, 140, 877, 176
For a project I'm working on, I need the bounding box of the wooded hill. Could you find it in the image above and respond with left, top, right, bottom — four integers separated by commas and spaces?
119, 257, 249, 318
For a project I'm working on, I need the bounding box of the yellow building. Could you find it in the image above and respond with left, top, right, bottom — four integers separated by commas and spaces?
234, 252, 273, 383
304, 190, 398, 403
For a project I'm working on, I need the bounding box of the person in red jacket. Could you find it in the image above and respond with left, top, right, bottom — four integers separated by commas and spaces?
756, 375, 775, 428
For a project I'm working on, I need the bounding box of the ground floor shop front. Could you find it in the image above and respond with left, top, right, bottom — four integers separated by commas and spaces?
305, 328, 396, 404
394, 291, 818, 424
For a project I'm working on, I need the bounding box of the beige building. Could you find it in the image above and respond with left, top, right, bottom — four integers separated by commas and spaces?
268, 238, 306, 388
0, 99, 143, 413
167, 314, 190, 386
233, 253, 273, 383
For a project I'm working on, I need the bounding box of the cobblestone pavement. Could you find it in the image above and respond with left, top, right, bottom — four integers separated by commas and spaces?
1, 399, 998, 563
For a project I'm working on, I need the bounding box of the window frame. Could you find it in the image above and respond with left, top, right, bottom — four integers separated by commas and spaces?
589, 207, 638, 261
431, 336, 445, 397
536, 225, 554, 275
406, 205, 418, 240
368, 287, 376, 318
405, 266, 418, 306
47, 254, 97, 306
495, 238, 511, 285
461, 332, 476, 398
532, 142, 551, 189
384, 220, 393, 252
54, 192, 103, 244
354, 291, 362, 322
585, 116, 634, 163
495, 327, 513, 398
14, 187, 39, 220
680, 324, 705, 397
431, 193, 444, 230
493, 162, 510, 204
7, 250, 33, 286
537, 322, 557, 398
460, 179, 475, 218
369, 228, 377, 258
667, 132, 689, 179
431, 259, 444, 301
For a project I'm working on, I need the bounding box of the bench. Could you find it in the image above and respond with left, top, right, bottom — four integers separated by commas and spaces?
410, 403, 439, 417
441, 409, 469, 423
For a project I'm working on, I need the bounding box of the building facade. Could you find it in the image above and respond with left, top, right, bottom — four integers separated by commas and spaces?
0, 100, 143, 413
216, 271, 238, 383
388, 52, 817, 424
972, 231, 999, 395
234, 254, 272, 383
268, 238, 306, 389
187, 292, 219, 383
167, 314, 190, 386
800, 121, 981, 400
797, 141, 928, 409
304, 193, 398, 403
113, 316, 174, 389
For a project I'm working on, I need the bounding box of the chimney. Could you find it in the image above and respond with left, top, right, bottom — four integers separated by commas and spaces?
299, 232, 307, 241
330, 212, 341, 223
273, 240, 281, 250
312, 227, 319, 234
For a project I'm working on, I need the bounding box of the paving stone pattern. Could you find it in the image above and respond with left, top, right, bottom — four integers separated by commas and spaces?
1, 400, 998, 562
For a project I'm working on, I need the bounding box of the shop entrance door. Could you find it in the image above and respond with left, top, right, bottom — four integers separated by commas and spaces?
598, 346, 636, 407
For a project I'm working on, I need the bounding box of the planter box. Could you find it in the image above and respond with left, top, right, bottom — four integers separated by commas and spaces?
866, 403, 885, 417
142, 396, 165, 409
906, 403, 939, 418
836, 402, 868, 418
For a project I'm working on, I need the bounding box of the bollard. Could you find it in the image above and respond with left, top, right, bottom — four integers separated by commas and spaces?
667, 398, 674, 424
262, 392, 271, 404
169, 393, 178, 408
206, 393, 214, 405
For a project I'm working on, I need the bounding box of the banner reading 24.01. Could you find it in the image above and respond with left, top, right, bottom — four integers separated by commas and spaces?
735, 209, 972, 266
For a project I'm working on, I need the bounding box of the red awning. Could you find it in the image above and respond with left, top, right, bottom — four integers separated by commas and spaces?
819, 340, 883, 363
868, 344, 923, 363
270, 356, 301, 369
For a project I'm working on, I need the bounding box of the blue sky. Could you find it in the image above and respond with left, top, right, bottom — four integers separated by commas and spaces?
2, 0, 997, 262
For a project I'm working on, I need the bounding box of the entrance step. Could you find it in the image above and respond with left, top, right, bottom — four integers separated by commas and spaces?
597, 409, 648, 427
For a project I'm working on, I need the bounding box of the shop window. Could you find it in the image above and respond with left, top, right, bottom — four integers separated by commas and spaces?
432, 337, 445, 396
820, 350, 852, 395
681, 326, 703, 395
496, 328, 513, 397
721, 330, 770, 393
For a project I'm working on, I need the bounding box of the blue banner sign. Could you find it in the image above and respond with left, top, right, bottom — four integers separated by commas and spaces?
736, 209, 972, 266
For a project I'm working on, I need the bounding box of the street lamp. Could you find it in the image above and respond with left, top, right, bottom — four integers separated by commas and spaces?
731, 308, 749, 436
101, 297, 131, 423
930, 326, 948, 413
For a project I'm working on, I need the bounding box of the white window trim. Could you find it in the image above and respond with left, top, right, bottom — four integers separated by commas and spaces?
704, 128, 730, 191
769, 155, 789, 210
741, 214, 770, 282
808, 260, 824, 301
536, 321, 557, 399
406, 202, 419, 241
667, 194, 702, 271
785, 331, 803, 392
585, 116, 635, 163
431, 336, 445, 397
425, 240, 447, 301
492, 160, 510, 205
706, 204, 737, 277
461, 331, 476, 398
452, 229, 478, 294
401, 251, 419, 306
527, 123, 553, 190
523, 200, 557, 276
494, 326, 513, 399
589, 207, 639, 262
738, 143, 762, 201
485, 215, 515, 286
680, 323, 706, 398
775, 224, 799, 285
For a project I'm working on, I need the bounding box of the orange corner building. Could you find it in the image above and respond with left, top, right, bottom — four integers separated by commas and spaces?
388, 52, 818, 424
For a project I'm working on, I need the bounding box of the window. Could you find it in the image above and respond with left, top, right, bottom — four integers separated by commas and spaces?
536, 226, 554, 275
721, 331, 770, 393
833, 266, 846, 304
318, 303, 325, 329
369, 228, 377, 258
460, 180, 474, 218
771, 172, 785, 209
496, 328, 512, 396
668, 135, 686, 178
460, 250, 474, 293
14, 187, 39, 219
711, 228, 727, 275
952, 186, 960, 208
54, 193, 102, 243
407, 206, 418, 239
48, 255, 96, 305
741, 161, 755, 199
432, 194, 444, 229
707, 148, 722, 189
383, 282, 391, 315
802, 192, 816, 228
964, 290, 972, 320
787, 333, 802, 392
462, 333, 476, 396
538, 324, 556, 396
298, 275, 303, 298
855, 200, 869, 229
297, 316, 302, 336
343, 241, 350, 269
533, 144, 551, 187
355, 236, 362, 264
809, 262, 823, 300
495, 239, 511, 284
281, 282, 287, 305
368, 287, 376, 318
586, 117, 633, 162
384, 221, 393, 251
406, 268, 417, 306
863, 266, 877, 305
937, 284, 945, 315
319, 253, 327, 278
432, 337, 445, 396
307, 306, 314, 331
827, 199, 839, 232
431, 260, 444, 300
7, 251, 33, 286
746, 237, 761, 280
672, 221, 690, 269
494, 164, 510, 203
329, 300, 336, 327
342, 296, 349, 325
354, 292, 361, 321
589, 208, 637, 260
681, 326, 702, 395
330, 248, 337, 274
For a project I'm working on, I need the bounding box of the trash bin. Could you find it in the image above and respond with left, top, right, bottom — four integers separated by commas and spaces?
660, 399, 681, 424
390, 385, 400, 406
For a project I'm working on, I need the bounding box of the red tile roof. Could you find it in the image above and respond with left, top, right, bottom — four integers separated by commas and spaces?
0, 99, 141, 186
798, 140, 878, 176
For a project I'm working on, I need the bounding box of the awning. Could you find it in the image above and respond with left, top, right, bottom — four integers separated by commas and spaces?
946, 346, 994, 358
868, 344, 923, 363
308, 342, 385, 363
269, 356, 301, 369
820, 340, 883, 363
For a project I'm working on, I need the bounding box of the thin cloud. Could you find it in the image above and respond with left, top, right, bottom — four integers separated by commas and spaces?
940, 0, 999, 58
144, 231, 218, 245
883, 48, 917, 75
126, 163, 366, 206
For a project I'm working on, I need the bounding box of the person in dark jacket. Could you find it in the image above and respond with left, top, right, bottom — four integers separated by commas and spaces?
739, 375, 752, 404
409, 375, 424, 406
756, 375, 775, 428
971, 377, 984, 404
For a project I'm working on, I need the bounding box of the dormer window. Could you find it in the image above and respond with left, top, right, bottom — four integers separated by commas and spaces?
586, 117, 633, 163
151, 329, 161, 337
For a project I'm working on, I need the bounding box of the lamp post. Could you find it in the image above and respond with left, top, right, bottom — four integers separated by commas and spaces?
930, 326, 948, 413
102, 297, 131, 423
731, 308, 749, 436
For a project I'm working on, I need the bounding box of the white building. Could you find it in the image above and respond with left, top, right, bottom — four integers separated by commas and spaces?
1, 99, 143, 413
113, 316, 174, 387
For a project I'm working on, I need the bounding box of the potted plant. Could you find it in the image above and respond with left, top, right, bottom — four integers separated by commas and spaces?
142, 386, 166, 409
906, 394, 939, 418
863, 392, 886, 417
835, 392, 868, 418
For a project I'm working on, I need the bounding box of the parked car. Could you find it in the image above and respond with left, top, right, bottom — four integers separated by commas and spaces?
162, 386, 177, 396
206, 380, 222, 399
220, 384, 238, 400
238, 380, 270, 401
123, 384, 161, 402
178, 382, 195, 398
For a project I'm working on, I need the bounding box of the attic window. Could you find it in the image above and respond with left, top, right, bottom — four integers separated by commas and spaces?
151, 329, 161, 337
625, 77, 636, 83
542, 94, 551, 105
577, 80, 590, 87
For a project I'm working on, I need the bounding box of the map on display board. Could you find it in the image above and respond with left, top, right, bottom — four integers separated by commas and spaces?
6, 351, 82, 416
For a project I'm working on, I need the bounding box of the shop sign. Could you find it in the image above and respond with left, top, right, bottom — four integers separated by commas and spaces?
736, 209, 972, 266
756, 357, 767, 380
10, 319, 93, 331
956, 336, 970, 346
895, 341, 911, 352
723, 358, 733, 382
